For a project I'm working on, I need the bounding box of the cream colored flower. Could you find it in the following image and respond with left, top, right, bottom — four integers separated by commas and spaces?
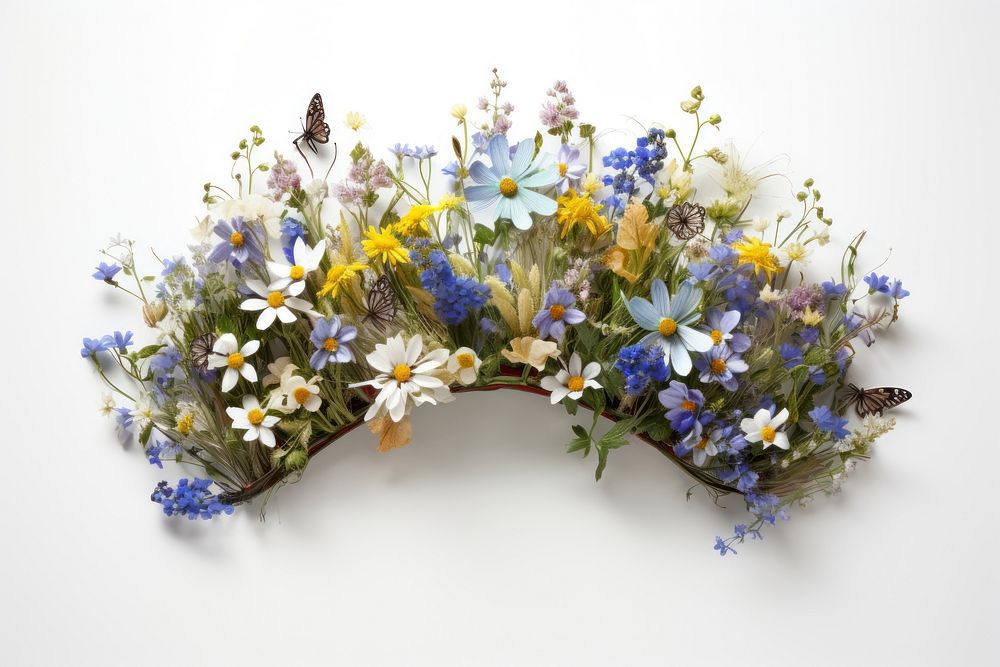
270, 373, 323, 414
759, 284, 785, 304
211, 194, 284, 237
752, 216, 771, 233
811, 226, 831, 246
800, 306, 824, 326
345, 111, 367, 131
781, 241, 812, 267
447, 347, 482, 386
450, 103, 468, 120
501, 337, 560, 371
99, 393, 115, 417
263, 357, 298, 387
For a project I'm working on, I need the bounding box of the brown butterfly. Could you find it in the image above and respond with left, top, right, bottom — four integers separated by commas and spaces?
844, 384, 912, 418
666, 202, 706, 240
293, 93, 331, 154
189, 332, 217, 373
362, 275, 397, 331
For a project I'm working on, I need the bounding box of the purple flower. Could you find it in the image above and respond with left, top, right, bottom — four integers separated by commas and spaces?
822, 279, 847, 298
553, 144, 587, 194
809, 405, 850, 440
309, 316, 357, 370
658, 380, 705, 436
532, 286, 586, 341
888, 280, 910, 299
102, 330, 134, 352
694, 344, 748, 391
92, 262, 121, 282
208, 217, 264, 268
702, 308, 751, 352
81, 337, 111, 358
863, 272, 890, 293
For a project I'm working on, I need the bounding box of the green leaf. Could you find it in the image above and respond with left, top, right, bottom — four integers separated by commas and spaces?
533, 131, 543, 158
138, 421, 153, 446
579, 123, 596, 139
563, 399, 578, 416
136, 344, 164, 359
566, 424, 591, 456
473, 224, 495, 246
598, 419, 633, 450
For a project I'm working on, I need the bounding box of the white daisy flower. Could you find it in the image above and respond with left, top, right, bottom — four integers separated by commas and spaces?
540, 352, 602, 405
240, 279, 317, 330
780, 242, 812, 267
269, 373, 323, 414
740, 407, 791, 450
266, 237, 326, 292
207, 333, 260, 392
447, 347, 482, 386
226, 395, 280, 448
349, 333, 449, 422
130, 393, 156, 431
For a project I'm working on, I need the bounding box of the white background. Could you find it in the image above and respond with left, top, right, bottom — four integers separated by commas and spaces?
1, 1, 997, 665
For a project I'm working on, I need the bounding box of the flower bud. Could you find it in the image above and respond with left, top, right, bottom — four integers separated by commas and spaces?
284, 449, 309, 472
665, 128, 676, 139
450, 103, 467, 120
707, 114, 721, 125
796, 191, 807, 202
142, 301, 168, 328
803, 178, 814, 187
690, 85, 704, 101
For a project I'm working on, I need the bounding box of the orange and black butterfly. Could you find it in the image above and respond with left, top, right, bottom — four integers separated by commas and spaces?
293, 93, 331, 154
844, 384, 912, 418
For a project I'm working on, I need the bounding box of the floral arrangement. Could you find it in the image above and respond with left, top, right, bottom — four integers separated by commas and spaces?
84, 73, 910, 554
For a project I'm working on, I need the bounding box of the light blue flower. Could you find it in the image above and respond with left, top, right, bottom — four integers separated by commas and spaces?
464, 134, 559, 230
92, 262, 121, 282
309, 316, 357, 370
625, 279, 713, 376
532, 286, 586, 341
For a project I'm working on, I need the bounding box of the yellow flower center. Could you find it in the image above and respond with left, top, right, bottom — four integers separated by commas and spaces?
289, 265, 305, 280
457, 353, 475, 369
549, 303, 566, 320
267, 291, 285, 308
558, 162, 568, 177
710, 329, 723, 345
710, 358, 727, 374
247, 408, 265, 426
658, 318, 678, 336
695, 436, 709, 450
229, 231, 244, 247
176, 413, 194, 435
681, 400, 697, 412
393, 364, 412, 382
226, 352, 244, 369
293, 387, 312, 405
323, 337, 339, 352
567, 375, 585, 392
499, 177, 518, 197
761, 426, 776, 443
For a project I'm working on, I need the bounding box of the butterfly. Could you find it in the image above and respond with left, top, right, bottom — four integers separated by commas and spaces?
666, 202, 706, 240
843, 384, 912, 418
292, 93, 331, 154
362, 274, 397, 331
189, 332, 218, 373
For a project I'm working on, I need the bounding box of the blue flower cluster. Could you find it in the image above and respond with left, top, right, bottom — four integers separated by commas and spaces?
80, 331, 134, 358
145, 439, 180, 468
863, 272, 909, 299
390, 143, 438, 160
809, 405, 850, 440
416, 250, 490, 326
615, 344, 669, 396
601, 128, 667, 209
150, 478, 234, 520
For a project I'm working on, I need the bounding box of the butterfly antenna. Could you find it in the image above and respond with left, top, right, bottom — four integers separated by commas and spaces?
322, 142, 339, 182
294, 138, 315, 180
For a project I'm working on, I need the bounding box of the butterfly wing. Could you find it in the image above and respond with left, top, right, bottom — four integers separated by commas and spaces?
853, 386, 912, 417
302, 93, 330, 153
363, 275, 397, 331
189, 332, 217, 373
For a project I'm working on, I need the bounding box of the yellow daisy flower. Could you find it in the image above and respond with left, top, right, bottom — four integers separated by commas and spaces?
317, 261, 368, 298
361, 226, 409, 266
394, 204, 439, 238
555, 189, 611, 239
732, 236, 782, 279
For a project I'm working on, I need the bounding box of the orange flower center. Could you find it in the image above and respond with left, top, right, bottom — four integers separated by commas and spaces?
457, 353, 475, 369
226, 352, 244, 369
558, 162, 568, 177
229, 231, 244, 247
247, 408, 265, 426
695, 437, 709, 450
567, 375, 585, 392
761, 426, 776, 443
710, 358, 727, 374
681, 400, 697, 412
658, 318, 677, 336
267, 291, 285, 308
323, 337, 339, 352
393, 364, 412, 382
499, 177, 518, 197
710, 329, 723, 345
293, 387, 312, 405
549, 303, 566, 320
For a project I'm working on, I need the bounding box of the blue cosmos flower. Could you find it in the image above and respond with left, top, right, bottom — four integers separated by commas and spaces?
615, 344, 669, 396
658, 380, 705, 436
92, 262, 122, 282
150, 479, 234, 520
532, 286, 586, 341
80, 337, 111, 358
102, 330, 134, 352
464, 134, 559, 230
695, 344, 748, 391
625, 279, 713, 376
208, 217, 264, 268
417, 250, 491, 326
809, 405, 850, 440
309, 316, 358, 370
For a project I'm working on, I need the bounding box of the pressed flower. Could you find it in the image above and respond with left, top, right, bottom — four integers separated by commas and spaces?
555, 189, 610, 238
309, 316, 357, 370
98, 393, 115, 416
800, 306, 824, 326
447, 347, 482, 386
266, 237, 326, 292
92, 262, 122, 281
262, 357, 297, 387
624, 279, 713, 376
240, 279, 317, 330
361, 226, 409, 266
317, 261, 368, 299
732, 236, 781, 279
344, 111, 367, 131
532, 286, 586, 341
464, 134, 559, 230
227, 395, 280, 448
781, 241, 811, 267
501, 336, 560, 371
349, 334, 449, 422
207, 333, 260, 392
741, 407, 791, 450
539, 352, 602, 404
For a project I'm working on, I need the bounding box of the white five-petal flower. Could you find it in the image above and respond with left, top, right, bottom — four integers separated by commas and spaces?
240, 279, 317, 330
741, 407, 791, 450
226, 395, 280, 448
266, 237, 326, 291
447, 347, 482, 386
269, 373, 323, 414
207, 333, 260, 392
540, 352, 602, 404
349, 333, 449, 422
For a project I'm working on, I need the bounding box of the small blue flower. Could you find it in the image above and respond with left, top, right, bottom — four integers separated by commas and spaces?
80, 337, 111, 358
532, 286, 586, 341
809, 405, 850, 440
888, 279, 910, 299
658, 381, 705, 436
822, 280, 847, 298
150, 478, 234, 520
615, 344, 669, 396
102, 330, 134, 352
694, 344, 748, 391
714, 536, 734, 556
417, 250, 491, 326
208, 217, 264, 268
309, 316, 357, 370
114, 406, 134, 434
863, 273, 891, 294
92, 262, 122, 282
